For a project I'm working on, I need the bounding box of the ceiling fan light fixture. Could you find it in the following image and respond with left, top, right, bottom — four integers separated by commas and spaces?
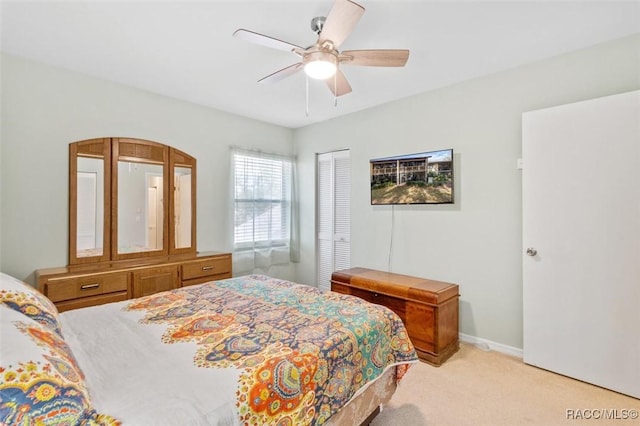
235, 0, 409, 99
303, 50, 337, 80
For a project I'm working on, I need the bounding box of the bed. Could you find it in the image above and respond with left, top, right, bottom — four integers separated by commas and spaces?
0, 272, 417, 425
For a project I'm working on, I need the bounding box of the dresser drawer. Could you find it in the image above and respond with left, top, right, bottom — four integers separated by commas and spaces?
345, 286, 376, 303
55, 292, 129, 313
405, 301, 436, 353
46, 272, 129, 303
332, 282, 407, 321
330, 282, 354, 297
182, 256, 231, 280
36, 252, 233, 311
132, 266, 178, 298
370, 292, 406, 320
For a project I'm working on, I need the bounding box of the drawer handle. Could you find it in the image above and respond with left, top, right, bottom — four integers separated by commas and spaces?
201, 266, 214, 271
80, 283, 100, 290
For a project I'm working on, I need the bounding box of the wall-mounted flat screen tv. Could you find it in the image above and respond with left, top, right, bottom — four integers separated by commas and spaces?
370, 149, 454, 205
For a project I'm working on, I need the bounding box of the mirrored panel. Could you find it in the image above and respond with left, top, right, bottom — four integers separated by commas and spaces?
76, 157, 104, 258
69, 138, 196, 265
174, 166, 192, 249
117, 161, 164, 254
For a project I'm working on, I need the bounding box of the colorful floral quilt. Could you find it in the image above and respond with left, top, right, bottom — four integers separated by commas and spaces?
0, 273, 119, 426
124, 275, 417, 425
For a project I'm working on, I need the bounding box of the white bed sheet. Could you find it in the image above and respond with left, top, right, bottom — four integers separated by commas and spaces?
60, 300, 242, 425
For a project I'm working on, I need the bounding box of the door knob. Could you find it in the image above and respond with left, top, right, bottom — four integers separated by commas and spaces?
526, 248, 538, 257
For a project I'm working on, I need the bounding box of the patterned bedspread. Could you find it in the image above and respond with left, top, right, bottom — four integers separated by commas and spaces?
125, 275, 417, 425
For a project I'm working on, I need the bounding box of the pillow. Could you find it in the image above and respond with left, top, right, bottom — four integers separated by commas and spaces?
0, 305, 119, 425
0, 272, 61, 335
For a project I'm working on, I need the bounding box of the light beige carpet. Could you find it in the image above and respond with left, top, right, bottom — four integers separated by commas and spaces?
371, 343, 640, 426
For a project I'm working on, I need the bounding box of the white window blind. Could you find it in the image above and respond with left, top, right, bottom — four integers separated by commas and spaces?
231, 148, 299, 276
233, 151, 292, 248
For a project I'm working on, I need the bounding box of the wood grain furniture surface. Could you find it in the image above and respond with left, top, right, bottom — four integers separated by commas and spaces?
36, 251, 232, 312
331, 267, 459, 366
41, 137, 233, 312
69, 138, 198, 266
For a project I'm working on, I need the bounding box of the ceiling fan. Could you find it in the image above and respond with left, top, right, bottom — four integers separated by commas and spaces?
233, 0, 410, 98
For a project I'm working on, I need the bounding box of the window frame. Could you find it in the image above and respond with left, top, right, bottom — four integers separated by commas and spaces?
232, 150, 293, 251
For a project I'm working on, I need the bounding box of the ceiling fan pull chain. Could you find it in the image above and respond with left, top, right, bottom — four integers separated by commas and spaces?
305, 74, 310, 117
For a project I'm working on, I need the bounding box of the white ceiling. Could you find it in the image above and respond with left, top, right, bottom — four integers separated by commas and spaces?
2, 1, 639, 128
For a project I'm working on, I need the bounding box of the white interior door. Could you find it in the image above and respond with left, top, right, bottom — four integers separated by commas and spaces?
317, 150, 351, 291
523, 90, 640, 398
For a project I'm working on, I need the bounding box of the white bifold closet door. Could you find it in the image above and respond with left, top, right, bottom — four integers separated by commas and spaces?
317, 150, 350, 291
523, 90, 639, 398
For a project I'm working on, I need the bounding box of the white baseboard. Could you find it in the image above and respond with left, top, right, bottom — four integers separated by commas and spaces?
459, 333, 523, 358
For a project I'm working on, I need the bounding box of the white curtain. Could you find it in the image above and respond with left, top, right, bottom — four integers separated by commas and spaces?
230, 147, 299, 276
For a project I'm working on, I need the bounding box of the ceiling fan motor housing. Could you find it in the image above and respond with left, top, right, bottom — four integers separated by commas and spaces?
311, 16, 326, 35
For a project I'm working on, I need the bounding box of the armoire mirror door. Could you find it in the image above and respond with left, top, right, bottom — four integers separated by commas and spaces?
112, 138, 169, 261
69, 138, 111, 265
169, 148, 196, 255
69, 137, 197, 266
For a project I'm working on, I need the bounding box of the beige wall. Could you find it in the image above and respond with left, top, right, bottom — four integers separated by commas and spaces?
2, 34, 639, 349
293, 34, 640, 349
0, 54, 294, 284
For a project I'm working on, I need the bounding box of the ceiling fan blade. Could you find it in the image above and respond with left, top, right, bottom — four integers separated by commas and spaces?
319, 0, 365, 49
258, 63, 303, 84
325, 69, 352, 97
233, 29, 302, 52
341, 49, 410, 67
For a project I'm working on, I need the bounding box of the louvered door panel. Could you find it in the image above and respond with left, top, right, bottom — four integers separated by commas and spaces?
333, 152, 351, 273
317, 157, 332, 240
317, 239, 334, 292
317, 154, 333, 291
316, 150, 350, 291
333, 153, 350, 239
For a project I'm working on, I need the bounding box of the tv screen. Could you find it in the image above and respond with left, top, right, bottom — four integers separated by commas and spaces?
370, 149, 454, 205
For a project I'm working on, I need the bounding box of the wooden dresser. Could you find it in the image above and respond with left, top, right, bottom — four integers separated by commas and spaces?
36, 252, 232, 312
331, 267, 459, 366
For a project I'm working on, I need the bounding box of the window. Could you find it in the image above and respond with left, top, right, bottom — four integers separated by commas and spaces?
232, 149, 294, 255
